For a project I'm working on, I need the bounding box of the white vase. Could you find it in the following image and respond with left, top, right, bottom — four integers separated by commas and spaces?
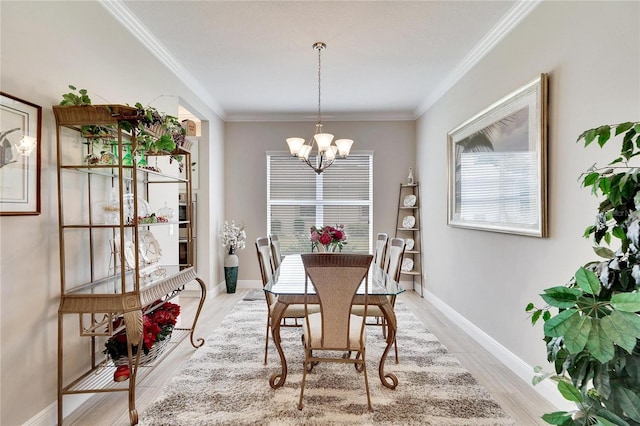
224, 253, 239, 267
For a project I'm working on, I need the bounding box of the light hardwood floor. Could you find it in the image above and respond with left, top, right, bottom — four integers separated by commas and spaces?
63, 289, 555, 425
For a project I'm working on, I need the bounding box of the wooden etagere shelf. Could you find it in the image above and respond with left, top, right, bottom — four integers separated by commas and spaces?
395, 182, 423, 296
54, 105, 205, 425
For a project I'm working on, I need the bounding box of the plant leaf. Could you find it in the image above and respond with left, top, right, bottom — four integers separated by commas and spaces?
558, 380, 583, 403
541, 411, 573, 425
610, 292, 640, 312
592, 416, 621, 426
611, 386, 640, 422
585, 319, 615, 363
532, 310, 542, 324
583, 128, 597, 146
541, 287, 582, 308
593, 246, 616, 259
526, 302, 535, 312
562, 313, 592, 354
575, 267, 601, 295
623, 355, 640, 383
616, 122, 635, 135
593, 361, 612, 399
597, 125, 612, 147
544, 309, 578, 337
600, 310, 640, 353
600, 176, 612, 193
593, 409, 632, 426
612, 226, 626, 240
584, 172, 600, 187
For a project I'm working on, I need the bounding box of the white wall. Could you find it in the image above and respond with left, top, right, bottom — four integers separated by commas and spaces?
3, 0, 638, 423
0, 2, 224, 424
224, 120, 416, 281
417, 0, 639, 383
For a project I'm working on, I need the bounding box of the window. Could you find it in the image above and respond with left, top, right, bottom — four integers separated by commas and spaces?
267, 152, 373, 255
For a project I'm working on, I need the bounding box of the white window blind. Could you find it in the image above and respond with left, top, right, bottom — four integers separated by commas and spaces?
267, 153, 373, 255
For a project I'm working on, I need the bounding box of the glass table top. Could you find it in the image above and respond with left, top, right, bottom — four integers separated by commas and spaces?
264, 254, 405, 296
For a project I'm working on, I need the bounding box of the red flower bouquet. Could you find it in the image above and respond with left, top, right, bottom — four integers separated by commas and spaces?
104, 300, 180, 362
310, 224, 348, 252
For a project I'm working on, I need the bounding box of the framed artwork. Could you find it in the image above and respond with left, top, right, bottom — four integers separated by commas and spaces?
447, 74, 548, 237
0, 92, 42, 215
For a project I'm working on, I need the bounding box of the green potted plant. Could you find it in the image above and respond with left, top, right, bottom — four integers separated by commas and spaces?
58, 86, 187, 170
527, 122, 640, 425
59, 84, 92, 106
131, 103, 186, 171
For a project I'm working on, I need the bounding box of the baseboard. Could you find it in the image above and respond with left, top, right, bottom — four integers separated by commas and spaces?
422, 288, 573, 411
24, 394, 89, 426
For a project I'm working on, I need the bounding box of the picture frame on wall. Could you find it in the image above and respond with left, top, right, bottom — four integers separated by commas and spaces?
0, 92, 42, 215
447, 73, 548, 237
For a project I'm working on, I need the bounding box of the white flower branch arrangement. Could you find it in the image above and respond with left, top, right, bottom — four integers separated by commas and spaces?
220, 220, 246, 255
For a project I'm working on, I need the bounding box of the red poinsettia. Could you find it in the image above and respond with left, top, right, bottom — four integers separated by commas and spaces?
104, 300, 180, 359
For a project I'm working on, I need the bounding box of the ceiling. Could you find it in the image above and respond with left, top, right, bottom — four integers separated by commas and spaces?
105, 1, 536, 122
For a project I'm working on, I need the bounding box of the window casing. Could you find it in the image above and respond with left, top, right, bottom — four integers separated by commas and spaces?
267, 152, 373, 255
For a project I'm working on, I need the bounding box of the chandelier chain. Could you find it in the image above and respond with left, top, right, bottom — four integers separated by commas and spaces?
317, 44, 322, 126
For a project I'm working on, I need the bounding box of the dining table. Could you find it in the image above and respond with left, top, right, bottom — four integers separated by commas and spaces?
263, 254, 405, 390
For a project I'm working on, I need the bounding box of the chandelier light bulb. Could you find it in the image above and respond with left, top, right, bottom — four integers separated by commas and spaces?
313, 133, 334, 153
326, 145, 338, 161
286, 137, 305, 156
299, 144, 312, 160
335, 139, 354, 157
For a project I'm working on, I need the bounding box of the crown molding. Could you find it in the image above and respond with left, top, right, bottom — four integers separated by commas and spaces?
414, 0, 542, 118
99, 0, 225, 119
224, 111, 416, 123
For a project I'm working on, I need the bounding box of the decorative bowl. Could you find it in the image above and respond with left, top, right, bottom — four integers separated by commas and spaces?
402, 215, 416, 229
403, 194, 416, 207
401, 258, 414, 272
405, 238, 414, 251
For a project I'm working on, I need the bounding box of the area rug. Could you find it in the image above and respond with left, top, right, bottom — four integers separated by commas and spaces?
242, 289, 265, 301
140, 300, 515, 425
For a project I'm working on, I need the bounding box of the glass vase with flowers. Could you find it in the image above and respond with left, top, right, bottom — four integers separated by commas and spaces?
220, 220, 246, 293
310, 224, 348, 252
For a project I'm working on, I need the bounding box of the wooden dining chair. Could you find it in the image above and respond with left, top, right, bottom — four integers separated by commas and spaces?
352, 237, 405, 362
298, 253, 374, 412
373, 232, 388, 269
353, 232, 387, 332
269, 234, 283, 270
382, 237, 405, 361
255, 237, 318, 365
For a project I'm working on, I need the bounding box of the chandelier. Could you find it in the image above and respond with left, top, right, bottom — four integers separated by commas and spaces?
286, 42, 354, 174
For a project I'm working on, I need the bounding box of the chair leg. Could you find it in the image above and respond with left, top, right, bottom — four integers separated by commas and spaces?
354, 351, 364, 372
361, 350, 373, 412
264, 320, 270, 365
298, 346, 309, 410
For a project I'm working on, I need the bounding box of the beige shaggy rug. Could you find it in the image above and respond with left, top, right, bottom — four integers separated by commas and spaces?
140, 298, 515, 425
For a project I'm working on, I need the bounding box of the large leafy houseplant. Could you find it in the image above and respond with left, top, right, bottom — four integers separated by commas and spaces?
527, 122, 640, 425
